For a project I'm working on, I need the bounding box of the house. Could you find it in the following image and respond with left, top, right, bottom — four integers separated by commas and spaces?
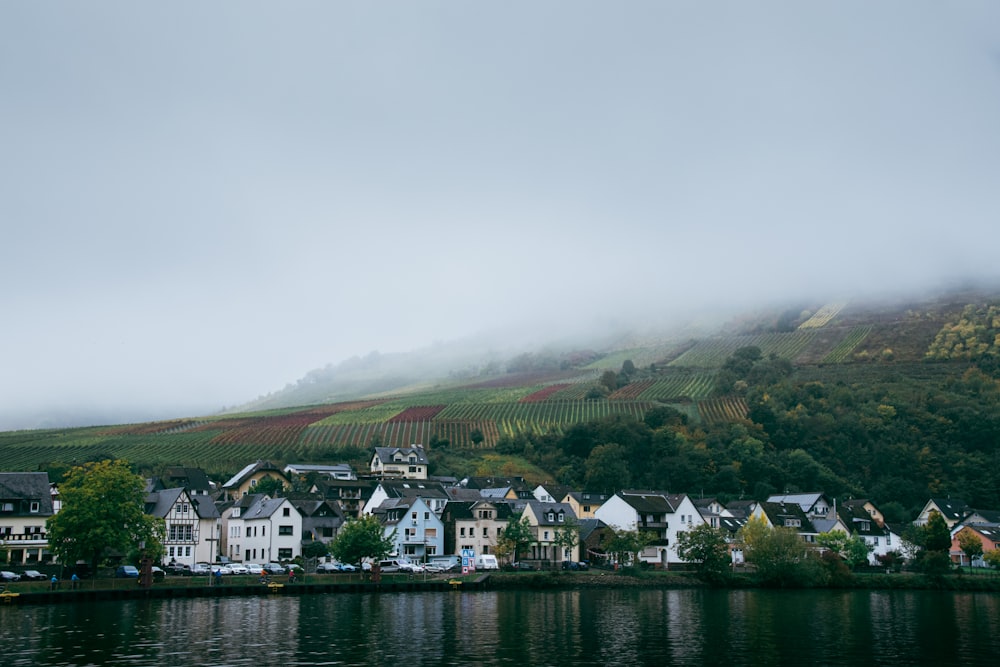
914, 498, 970, 528
145, 486, 220, 567
534, 483, 573, 505
718, 516, 748, 564
836, 503, 895, 565
594, 490, 704, 568
311, 478, 376, 518
522, 500, 581, 564
290, 498, 345, 548
578, 518, 616, 565
0, 472, 54, 564
442, 499, 515, 558
562, 491, 611, 520
221, 460, 291, 501
842, 498, 886, 527
767, 492, 834, 521
372, 496, 444, 562
750, 501, 819, 544
370, 445, 429, 480
950, 524, 1000, 565
366, 479, 449, 517
224, 494, 303, 563
693, 497, 728, 529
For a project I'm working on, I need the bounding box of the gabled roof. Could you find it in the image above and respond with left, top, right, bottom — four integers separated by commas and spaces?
957, 524, 1000, 542
222, 460, 285, 490
372, 446, 429, 465
146, 487, 185, 517
725, 500, 756, 520
191, 494, 221, 519
838, 505, 888, 537
962, 509, 1000, 525
924, 498, 970, 521
290, 498, 345, 520
461, 476, 529, 491
766, 492, 830, 514
755, 501, 817, 533
445, 486, 485, 502
377, 479, 448, 500
163, 467, 213, 493
617, 490, 688, 515
480, 487, 513, 499
0, 472, 54, 516
718, 516, 746, 536
242, 495, 294, 521
525, 500, 576, 526
566, 490, 612, 505
445, 500, 516, 522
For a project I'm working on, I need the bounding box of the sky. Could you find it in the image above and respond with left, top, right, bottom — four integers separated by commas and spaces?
2, 2, 999, 430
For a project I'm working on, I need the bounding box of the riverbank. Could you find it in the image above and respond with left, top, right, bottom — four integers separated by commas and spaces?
3, 568, 998, 606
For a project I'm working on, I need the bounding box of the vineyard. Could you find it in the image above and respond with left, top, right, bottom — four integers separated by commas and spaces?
669, 331, 820, 368
698, 397, 750, 425
821, 325, 873, 363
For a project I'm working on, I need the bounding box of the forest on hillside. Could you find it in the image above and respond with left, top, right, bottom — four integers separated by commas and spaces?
493, 337, 1000, 523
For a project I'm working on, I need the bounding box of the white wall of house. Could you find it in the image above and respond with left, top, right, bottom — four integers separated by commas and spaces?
387, 497, 444, 561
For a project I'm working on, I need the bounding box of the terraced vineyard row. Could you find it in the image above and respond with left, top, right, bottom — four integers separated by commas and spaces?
435, 400, 654, 424
636, 371, 716, 401
821, 325, 873, 363
698, 397, 750, 424
669, 331, 819, 368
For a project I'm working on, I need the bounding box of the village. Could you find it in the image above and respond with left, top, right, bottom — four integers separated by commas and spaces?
1, 443, 998, 582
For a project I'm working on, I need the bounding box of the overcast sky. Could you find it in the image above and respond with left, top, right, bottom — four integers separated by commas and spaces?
2, 2, 999, 429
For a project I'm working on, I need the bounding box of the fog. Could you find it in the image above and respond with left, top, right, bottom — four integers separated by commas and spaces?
2, 2, 999, 430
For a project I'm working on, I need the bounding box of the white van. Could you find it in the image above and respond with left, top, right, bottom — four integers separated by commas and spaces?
475, 554, 499, 570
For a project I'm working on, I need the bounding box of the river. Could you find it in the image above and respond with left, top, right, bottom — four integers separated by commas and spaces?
2, 588, 998, 666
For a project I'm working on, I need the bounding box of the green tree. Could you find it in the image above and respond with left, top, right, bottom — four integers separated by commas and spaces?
553, 516, 580, 562
983, 549, 1000, 569
818, 531, 872, 570
254, 476, 286, 498
600, 370, 618, 393
329, 515, 395, 570
469, 428, 485, 447
739, 516, 818, 586
584, 443, 630, 493
497, 514, 535, 564
47, 459, 164, 572
675, 523, 731, 583
302, 540, 330, 560
912, 511, 953, 575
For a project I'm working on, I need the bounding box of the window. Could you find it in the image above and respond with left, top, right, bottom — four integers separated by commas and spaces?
279, 525, 294, 536
262, 526, 266, 536
185, 547, 191, 557
1, 503, 13, 512
544, 531, 550, 540
482, 527, 488, 537
322, 527, 333, 538
426, 546, 436, 556
168, 547, 175, 557
250, 479, 257, 487
409, 466, 417, 473
424, 512, 430, 520
177, 503, 188, 514
0, 527, 11, 536
283, 508, 290, 517
558, 513, 564, 523
547, 512, 554, 522
278, 548, 292, 560
583, 505, 591, 513
30, 501, 40, 513
404, 545, 416, 555
460, 527, 466, 537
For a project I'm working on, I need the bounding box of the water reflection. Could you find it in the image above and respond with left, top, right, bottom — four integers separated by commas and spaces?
1, 588, 998, 666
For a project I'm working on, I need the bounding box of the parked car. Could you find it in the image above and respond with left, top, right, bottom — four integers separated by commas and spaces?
0, 571, 20, 582
21, 570, 47, 581
264, 563, 285, 575
164, 563, 191, 576
400, 562, 425, 573
316, 562, 341, 573
150, 566, 165, 582
190, 563, 212, 576
225, 563, 249, 575
246, 563, 264, 575
422, 564, 444, 573
210, 564, 229, 575
337, 563, 357, 572
560, 561, 589, 571
115, 565, 140, 578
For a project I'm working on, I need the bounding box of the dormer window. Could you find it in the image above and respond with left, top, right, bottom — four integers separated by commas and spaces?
30, 501, 40, 513
558, 513, 564, 523
547, 512, 554, 522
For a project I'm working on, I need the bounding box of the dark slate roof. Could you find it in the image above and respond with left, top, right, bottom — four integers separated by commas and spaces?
445, 487, 485, 502
445, 500, 517, 522
526, 500, 576, 526
757, 502, 817, 533
378, 479, 449, 499
0, 472, 54, 516
567, 491, 612, 505
192, 494, 221, 519
618, 490, 686, 515
927, 498, 970, 521
222, 460, 285, 489
163, 467, 213, 493
725, 500, 756, 519
578, 518, 611, 542
964, 509, 1000, 525
838, 505, 888, 537
718, 516, 746, 536
291, 498, 345, 520
461, 476, 529, 491
146, 487, 185, 517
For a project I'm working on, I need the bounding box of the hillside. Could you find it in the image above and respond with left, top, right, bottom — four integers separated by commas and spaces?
2, 286, 1000, 516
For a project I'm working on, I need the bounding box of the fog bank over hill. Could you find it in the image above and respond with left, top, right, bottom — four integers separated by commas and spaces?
2, 3, 999, 430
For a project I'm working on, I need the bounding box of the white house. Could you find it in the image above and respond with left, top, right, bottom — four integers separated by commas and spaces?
370, 446, 429, 480
146, 487, 220, 567
594, 490, 704, 567
224, 495, 303, 563
0, 472, 54, 564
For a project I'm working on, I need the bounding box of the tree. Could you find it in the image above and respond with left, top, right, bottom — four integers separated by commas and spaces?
469, 428, 485, 447
817, 531, 872, 570
600, 370, 618, 393
553, 516, 580, 562
957, 530, 984, 566
497, 514, 535, 564
47, 459, 164, 572
254, 476, 286, 498
329, 514, 395, 570
911, 511, 953, 575
984, 549, 1000, 569
584, 443, 630, 493
675, 524, 731, 583
302, 540, 330, 560
739, 516, 818, 586
606, 528, 652, 569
